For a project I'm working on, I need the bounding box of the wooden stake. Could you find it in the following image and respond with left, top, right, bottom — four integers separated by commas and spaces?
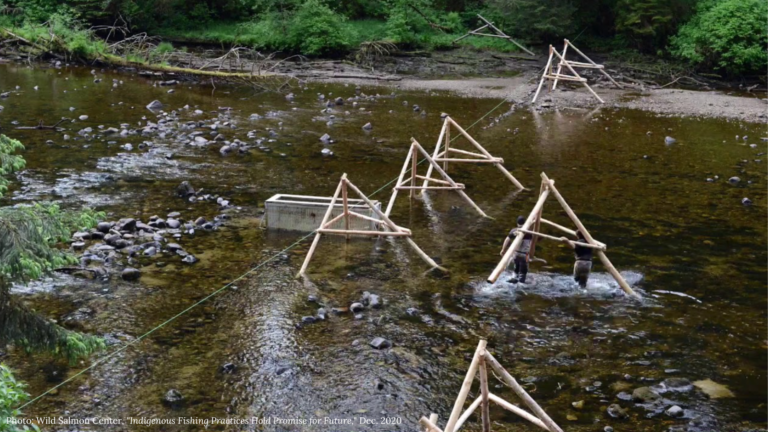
487, 394, 550, 431
528, 180, 547, 259
444, 120, 450, 172
429, 414, 439, 426
550, 47, 603, 103
342, 178, 350, 239
540, 172, 637, 297
532, 46, 554, 103
420, 417, 444, 432
476, 14, 535, 56
385, 143, 413, 217
487, 180, 550, 283
455, 396, 482, 432
479, 359, 491, 432
484, 352, 564, 432
298, 175, 345, 277
445, 340, 487, 432
539, 218, 576, 236
411, 145, 418, 199
421, 119, 448, 190
552, 39, 569, 91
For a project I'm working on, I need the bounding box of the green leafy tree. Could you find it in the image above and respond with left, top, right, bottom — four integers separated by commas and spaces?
0, 135, 104, 364
670, 0, 767, 75
483, 0, 576, 42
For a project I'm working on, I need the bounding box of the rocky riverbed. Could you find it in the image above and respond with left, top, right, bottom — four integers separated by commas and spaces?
0, 60, 765, 432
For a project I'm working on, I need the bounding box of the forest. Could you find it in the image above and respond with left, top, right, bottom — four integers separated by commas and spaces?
0, 0, 765, 76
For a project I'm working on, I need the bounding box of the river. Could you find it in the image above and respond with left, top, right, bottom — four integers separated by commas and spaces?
1, 62, 766, 432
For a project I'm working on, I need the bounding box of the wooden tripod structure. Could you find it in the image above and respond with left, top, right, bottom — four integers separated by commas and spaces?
452, 14, 535, 57
533, 45, 604, 104
487, 172, 639, 298
385, 139, 489, 218
421, 116, 526, 193
298, 174, 443, 277
552, 39, 622, 91
419, 340, 564, 432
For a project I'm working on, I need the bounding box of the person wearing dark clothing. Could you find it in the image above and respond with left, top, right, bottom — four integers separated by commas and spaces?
567, 231, 593, 288
500, 216, 533, 284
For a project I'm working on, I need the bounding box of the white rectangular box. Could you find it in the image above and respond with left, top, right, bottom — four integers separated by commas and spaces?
265, 194, 382, 233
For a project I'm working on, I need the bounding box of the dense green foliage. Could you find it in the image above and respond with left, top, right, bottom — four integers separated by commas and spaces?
670, 0, 767, 75
0, 0, 764, 74
0, 364, 39, 432
0, 135, 105, 363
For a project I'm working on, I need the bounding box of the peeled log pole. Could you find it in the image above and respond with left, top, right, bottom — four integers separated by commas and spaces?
298, 176, 344, 276
487, 393, 550, 431
483, 352, 563, 432
540, 173, 638, 298
478, 360, 491, 432
420, 417, 444, 432
454, 396, 482, 431
487, 182, 550, 283
444, 340, 487, 432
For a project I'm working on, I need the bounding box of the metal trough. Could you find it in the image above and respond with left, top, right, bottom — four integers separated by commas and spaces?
265, 194, 381, 233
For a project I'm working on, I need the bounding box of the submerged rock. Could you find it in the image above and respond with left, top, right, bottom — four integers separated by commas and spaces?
350, 302, 364, 313
362, 122, 372, 131
162, 389, 183, 406
664, 136, 676, 145
369, 337, 391, 350
665, 405, 684, 417
176, 181, 195, 198
632, 386, 661, 402
121, 267, 141, 281
693, 379, 734, 399
146, 100, 163, 111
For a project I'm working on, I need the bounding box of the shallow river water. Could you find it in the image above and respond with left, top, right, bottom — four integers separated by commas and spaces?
0, 63, 766, 432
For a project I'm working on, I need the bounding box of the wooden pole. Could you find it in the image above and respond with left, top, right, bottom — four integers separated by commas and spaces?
420, 417, 444, 432
411, 145, 418, 199
476, 14, 535, 56
487, 180, 550, 283
298, 175, 345, 276
385, 144, 413, 217
342, 178, 350, 240
446, 118, 525, 190
429, 414, 439, 426
444, 120, 450, 172
444, 340, 487, 432
483, 352, 564, 432
318, 229, 411, 237
528, 180, 547, 259
487, 394, 550, 431
517, 228, 605, 250
552, 39, 569, 90
540, 173, 638, 297
564, 39, 622, 88
539, 218, 576, 236
532, 46, 554, 103
412, 140, 489, 218
479, 359, 491, 432
455, 396, 482, 432
422, 119, 448, 191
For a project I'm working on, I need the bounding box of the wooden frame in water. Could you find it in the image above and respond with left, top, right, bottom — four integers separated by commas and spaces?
297, 173, 444, 277
487, 172, 639, 298
420, 116, 526, 193
419, 340, 565, 432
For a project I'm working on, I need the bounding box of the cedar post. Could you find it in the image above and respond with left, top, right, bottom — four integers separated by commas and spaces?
479, 358, 491, 432
444, 340, 486, 432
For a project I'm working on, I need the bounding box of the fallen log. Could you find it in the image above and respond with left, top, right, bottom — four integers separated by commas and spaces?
15, 118, 69, 130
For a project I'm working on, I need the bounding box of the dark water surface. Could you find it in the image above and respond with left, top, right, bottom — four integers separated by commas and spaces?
0, 63, 765, 432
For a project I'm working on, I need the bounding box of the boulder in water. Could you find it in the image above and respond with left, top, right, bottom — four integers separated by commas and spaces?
121, 267, 141, 281
146, 100, 163, 111
176, 181, 195, 198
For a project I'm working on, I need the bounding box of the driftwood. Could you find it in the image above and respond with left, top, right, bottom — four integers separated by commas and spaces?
15, 118, 68, 130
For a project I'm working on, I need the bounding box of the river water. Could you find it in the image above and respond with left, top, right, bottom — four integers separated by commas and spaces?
0, 63, 765, 432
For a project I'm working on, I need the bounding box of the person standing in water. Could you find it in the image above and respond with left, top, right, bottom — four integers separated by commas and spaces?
562, 230, 592, 288
500, 216, 533, 284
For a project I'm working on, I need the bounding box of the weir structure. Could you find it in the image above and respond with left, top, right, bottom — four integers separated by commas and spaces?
419, 340, 565, 432
533, 41, 621, 104
487, 172, 639, 298
297, 173, 444, 277
452, 14, 536, 57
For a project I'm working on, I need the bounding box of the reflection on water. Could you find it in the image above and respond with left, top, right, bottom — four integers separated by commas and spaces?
0, 63, 765, 432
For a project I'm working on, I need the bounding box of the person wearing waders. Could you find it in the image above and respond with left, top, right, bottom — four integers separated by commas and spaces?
565, 230, 592, 288
500, 216, 533, 284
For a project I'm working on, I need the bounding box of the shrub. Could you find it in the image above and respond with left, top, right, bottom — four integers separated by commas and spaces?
0, 364, 39, 432
286, 0, 354, 55
670, 0, 767, 75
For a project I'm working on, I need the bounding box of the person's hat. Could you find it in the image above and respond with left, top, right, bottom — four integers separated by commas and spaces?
517, 216, 525, 225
